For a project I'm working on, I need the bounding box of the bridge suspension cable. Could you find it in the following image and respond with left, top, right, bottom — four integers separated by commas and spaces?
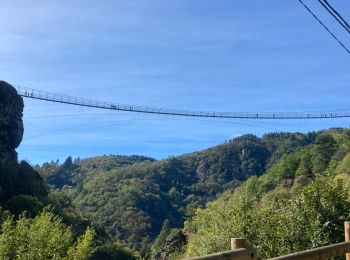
14, 84, 350, 120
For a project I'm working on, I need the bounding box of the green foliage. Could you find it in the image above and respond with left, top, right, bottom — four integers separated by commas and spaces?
36, 155, 155, 188
0, 160, 48, 202
184, 129, 350, 259
252, 179, 350, 258
296, 149, 313, 178
67, 227, 96, 260
185, 178, 350, 259
4, 195, 44, 217
0, 209, 95, 259
0, 158, 113, 260
36, 132, 317, 253
336, 153, 350, 175
312, 133, 337, 173
151, 219, 171, 257
90, 243, 138, 260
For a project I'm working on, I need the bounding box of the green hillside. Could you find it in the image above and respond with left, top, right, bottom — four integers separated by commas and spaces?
183, 129, 350, 259
37, 131, 317, 254
36, 155, 155, 189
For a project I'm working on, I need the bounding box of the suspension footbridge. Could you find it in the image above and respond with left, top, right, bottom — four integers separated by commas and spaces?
14, 84, 350, 120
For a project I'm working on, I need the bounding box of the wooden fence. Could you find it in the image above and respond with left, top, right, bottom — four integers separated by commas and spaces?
184, 221, 350, 260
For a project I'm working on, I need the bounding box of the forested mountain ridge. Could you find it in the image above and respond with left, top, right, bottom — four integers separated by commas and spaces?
37, 130, 320, 254
183, 129, 350, 259
36, 155, 155, 189
5, 76, 349, 259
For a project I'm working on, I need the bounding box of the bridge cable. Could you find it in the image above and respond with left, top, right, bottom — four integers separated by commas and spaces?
14, 84, 350, 120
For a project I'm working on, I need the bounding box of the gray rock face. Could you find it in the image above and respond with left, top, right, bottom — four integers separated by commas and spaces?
0, 81, 48, 201
0, 81, 24, 162
154, 231, 187, 260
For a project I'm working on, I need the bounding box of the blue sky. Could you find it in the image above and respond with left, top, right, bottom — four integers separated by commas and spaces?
1, 0, 350, 164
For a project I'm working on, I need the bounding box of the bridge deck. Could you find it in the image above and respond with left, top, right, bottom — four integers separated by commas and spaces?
14, 85, 350, 120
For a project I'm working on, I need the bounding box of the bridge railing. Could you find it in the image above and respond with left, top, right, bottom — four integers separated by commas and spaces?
184, 222, 350, 260
13, 83, 350, 120
185, 238, 257, 260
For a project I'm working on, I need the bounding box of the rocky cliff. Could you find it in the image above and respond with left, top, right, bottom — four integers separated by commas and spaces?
0, 81, 24, 163
0, 81, 47, 205
154, 231, 187, 260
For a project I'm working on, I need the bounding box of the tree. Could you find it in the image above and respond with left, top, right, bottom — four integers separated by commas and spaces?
0, 209, 95, 259
151, 219, 171, 256
184, 178, 350, 259
312, 134, 337, 173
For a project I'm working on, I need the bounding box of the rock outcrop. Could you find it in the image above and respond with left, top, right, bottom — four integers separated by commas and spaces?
154, 231, 187, 260
0, 81, 47, 204
0, 81, 24, 163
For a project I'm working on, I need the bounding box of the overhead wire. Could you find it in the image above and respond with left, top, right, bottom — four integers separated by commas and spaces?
26, 115, 326, 142
24, 113, 131, 119
297, 0, 350, 54
24, 113, 292, 141
318, 0, 350, 34
24, 107, 344, 132
22, 104, 348, 139
25, 118, 150, 140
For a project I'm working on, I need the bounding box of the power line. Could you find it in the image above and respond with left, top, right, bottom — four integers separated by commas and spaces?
320, 0, 350, 33
318, 0, 350, 34
297, 0, 350, 54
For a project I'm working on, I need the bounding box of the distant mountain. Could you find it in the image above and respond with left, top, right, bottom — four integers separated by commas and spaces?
37, 131, 318, 254
37, 155, 155, 189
